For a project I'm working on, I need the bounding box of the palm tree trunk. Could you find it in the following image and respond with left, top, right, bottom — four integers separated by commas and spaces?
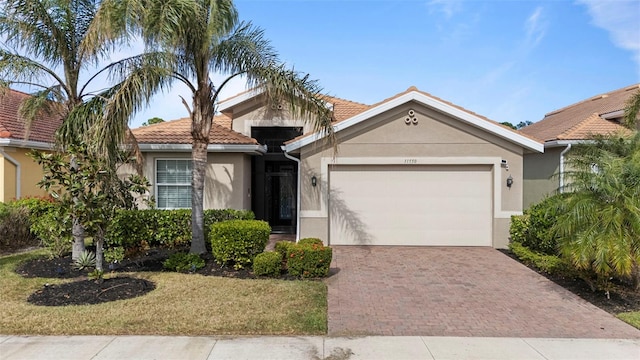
190, 138, 208, 254
189, 85, 214, 255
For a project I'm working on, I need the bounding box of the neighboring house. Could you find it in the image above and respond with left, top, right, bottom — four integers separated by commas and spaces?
131, 87, 543, 248
0, 89, 60, 202
519, 83, 639, 208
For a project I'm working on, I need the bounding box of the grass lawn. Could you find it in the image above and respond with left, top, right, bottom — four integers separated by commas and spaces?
0, 250, 327, 335
617, 312, 640, 329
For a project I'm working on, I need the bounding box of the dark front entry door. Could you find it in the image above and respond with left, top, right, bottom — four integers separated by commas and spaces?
251, 127, 302, 234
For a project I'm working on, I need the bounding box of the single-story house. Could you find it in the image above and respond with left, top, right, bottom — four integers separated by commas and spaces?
0, 89, 59, 202
131, 86, 543, 248
519, 83, 639, 208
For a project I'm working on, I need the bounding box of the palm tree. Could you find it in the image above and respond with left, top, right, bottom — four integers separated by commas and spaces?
624, 89, 640, 128
552, 132, 640, 290
0, 0, 156, 259
96, 0, 334, 254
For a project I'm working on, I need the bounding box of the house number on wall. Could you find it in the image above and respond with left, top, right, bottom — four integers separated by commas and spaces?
404, 159, 417, 164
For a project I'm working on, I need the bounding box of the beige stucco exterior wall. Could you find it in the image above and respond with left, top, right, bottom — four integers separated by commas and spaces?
140, 152, 252, 210
523, 147, 563, 208
228, 97, 316, 137
297, 102, 525, 248
0, 147, 50, 202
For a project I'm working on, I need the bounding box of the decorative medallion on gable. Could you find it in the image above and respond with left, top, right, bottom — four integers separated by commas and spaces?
403, 109, 419, 125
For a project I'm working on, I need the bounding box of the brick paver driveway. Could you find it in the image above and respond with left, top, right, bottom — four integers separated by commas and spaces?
326, 246, 640, 338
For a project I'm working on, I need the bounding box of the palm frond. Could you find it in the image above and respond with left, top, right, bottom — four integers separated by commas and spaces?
211, 22, 334, 147
623, 89, 640, 128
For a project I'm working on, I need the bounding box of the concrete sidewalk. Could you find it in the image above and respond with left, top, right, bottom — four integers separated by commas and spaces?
1, 335, 639, 360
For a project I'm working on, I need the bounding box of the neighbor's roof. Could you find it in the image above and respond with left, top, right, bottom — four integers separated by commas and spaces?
519, 84, 639, 143
0, 89, 62, 144
285, 86, 543, 153
216, 88, 370, 125
131, 116, 258, 145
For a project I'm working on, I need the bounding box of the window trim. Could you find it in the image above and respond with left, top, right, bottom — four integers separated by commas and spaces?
155, 158, 192, 209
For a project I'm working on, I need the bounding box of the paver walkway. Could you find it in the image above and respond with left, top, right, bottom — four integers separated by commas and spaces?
325, 246, 640, 338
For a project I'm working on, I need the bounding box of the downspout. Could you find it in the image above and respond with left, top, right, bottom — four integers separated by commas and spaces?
282, 147, 301, 242
0, 148, 21, 199
559, 144, 572, 193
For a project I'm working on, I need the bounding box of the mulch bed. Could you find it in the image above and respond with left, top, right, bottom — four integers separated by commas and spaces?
27, 277, 155, 306
500, 249, 640, 316
15, 247, 298, 306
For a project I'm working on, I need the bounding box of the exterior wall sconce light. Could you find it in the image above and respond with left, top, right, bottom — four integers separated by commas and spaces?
506, 175, 513, 188
311, 176, 317, 187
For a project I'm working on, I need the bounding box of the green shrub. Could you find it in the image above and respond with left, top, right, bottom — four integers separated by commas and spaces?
253, 251, 282, 277
104, 246, 125, 264
30, 207, 72, 258
74, 250, 96, 270
287, 243, 332, 278
162, 252, 206, 272
0, 204, 37, 252
209, 220, 271, 269
298, 238, 324, 247
275, 241, 296, 261
11, 196, 55, 218
509, 214, 529, 244
523, 195, 565, 255
509, 241, 569, 275
106, 209, 255, 254
0, 197, 55, 253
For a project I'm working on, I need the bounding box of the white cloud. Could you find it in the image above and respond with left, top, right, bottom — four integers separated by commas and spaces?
524, 6, 547, 49
577, 0, 640, 68
427, 0, 463, 19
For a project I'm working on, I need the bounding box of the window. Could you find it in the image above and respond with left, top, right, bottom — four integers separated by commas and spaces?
156, 159, 192, 209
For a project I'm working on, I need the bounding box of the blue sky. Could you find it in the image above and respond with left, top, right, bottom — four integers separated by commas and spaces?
115, 1, 640, 127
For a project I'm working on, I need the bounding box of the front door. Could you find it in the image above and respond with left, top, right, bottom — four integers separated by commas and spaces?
251, 127, 302, 233
265, 163, 295, 232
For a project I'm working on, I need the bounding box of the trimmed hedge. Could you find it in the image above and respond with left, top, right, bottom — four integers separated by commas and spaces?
253, 251, 282, 277
298, 238, 324, 247
509, 241, 569, 275
106, 209, 255, 251
523, 196, 563, 255
509, 214, 529, 244
209, 220, 271, 269
274, 241, 297, 265
287, 243, 332, 278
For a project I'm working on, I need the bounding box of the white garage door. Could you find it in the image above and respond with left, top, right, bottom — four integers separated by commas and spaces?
329, 165, 493, 246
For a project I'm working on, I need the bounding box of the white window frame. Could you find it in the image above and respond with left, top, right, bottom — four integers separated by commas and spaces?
155, 158, 192, 209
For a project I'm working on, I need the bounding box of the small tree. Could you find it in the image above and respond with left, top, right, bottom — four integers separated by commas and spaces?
552, 132, 640, 290
142, 117, 164, 126
31, 145, 150, 272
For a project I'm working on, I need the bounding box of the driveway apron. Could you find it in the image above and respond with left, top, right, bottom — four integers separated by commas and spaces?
325, 246, 640, 338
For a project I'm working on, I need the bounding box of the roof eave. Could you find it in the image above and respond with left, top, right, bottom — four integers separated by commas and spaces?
138, 143, 267, 154
0, 138, 55, 150
544, 139, 592, 148
285, 91, 544, 153
217, 88, 334, 113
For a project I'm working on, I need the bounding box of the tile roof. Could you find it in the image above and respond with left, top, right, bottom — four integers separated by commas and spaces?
324, 95, 370, 122
520, 84, 640, 142
0, 89, 62, 143
131, 116, 258, 145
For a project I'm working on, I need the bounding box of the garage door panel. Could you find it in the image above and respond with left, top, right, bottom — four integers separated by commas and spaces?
329, 166, 492, 246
